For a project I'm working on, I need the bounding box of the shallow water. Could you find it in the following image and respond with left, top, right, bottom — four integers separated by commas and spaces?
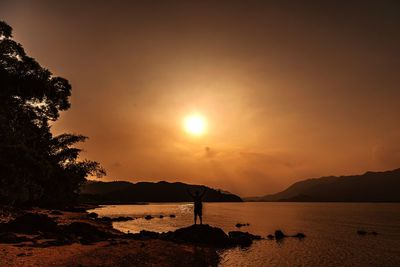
90, 202, 400, 267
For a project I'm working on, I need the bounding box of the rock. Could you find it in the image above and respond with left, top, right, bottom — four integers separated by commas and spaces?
63, 222, 110, 243
292, 233, 306, 239
171, 224, 231, 247
229, 231, 261, 240
0, 232, 30, 244
7, 213, 58, 234
50, 210, 63, 215
235, 223, 250, 228
357, 230, 378, 236
357, 230, 367, 235
274, 230, 287, 240
87, 212, 99, 219
112, 216, 134, 222
159, 215, 164, 218
124, 230, 160, 240
98, 216, 112, 223
267, 234, 274, 240
145, 215, 154, 220
169, 214, 176, 218
228, 231, 262, 247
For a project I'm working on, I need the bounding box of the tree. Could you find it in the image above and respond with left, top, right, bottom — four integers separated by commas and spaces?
0, 21, 105, 206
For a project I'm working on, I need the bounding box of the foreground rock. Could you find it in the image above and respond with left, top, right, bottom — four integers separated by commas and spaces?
63, 222, 112, 244
126, 224, 264, 248
0, 238, 220, 267
167, 224, 232, 247
0, 211, 262, 251
5, 213, 58, 234
228, 231, 262, 247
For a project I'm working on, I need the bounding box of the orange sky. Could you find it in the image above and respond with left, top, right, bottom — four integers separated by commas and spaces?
1, 1, 400, 196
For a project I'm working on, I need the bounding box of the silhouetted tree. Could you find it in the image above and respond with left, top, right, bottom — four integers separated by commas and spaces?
0, 21, 105, 206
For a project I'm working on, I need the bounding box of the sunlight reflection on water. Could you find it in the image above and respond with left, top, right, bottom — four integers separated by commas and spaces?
90, 202, 400, 267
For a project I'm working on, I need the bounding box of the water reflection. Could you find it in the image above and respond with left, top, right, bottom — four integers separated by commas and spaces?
90, 203, 400, 266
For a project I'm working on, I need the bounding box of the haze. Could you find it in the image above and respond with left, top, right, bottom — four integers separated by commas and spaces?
1, 0, 399, 196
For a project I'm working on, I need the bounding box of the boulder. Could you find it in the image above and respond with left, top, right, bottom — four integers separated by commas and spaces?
125, 230, 160, 240
228, 231, 261, 247
169, 214, 176, 218
267, 234, 274, 240
63, 222, 110, 244
171, 224, 231, 247
159, 215, 164, 218
145, 215, 154, 220
274, 230, 287, 240
98, 216, 112, 223
229, 231, 261, 240
357, 230, 367, 235
112, 216, 134, 222
7, 213, 58, 234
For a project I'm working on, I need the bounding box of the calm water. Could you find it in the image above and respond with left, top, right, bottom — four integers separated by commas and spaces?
90, 202, 400, 267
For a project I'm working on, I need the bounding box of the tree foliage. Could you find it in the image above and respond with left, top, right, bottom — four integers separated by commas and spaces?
0, 21, 105, 206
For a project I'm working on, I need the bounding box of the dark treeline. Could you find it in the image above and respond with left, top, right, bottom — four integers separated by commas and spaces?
0, 21, 105, 207
80, 181, 243, 204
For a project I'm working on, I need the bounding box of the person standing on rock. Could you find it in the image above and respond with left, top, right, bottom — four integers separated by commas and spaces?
188, 188, 206, 225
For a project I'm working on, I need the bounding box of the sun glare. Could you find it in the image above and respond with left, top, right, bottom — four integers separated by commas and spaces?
183, 114, 207, 136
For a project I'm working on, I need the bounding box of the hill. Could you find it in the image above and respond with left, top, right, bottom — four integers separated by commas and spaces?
246, 168, 400, 202
80, 181, 242, 204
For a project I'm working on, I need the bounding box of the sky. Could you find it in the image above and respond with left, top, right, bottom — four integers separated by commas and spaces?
1, 0, 400, 196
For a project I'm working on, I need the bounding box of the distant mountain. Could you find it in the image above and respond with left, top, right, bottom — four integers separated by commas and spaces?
80, 181, 243, 204
246, 169, 400, 202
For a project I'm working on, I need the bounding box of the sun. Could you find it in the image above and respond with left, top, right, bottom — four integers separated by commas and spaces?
183, 114, 207, 136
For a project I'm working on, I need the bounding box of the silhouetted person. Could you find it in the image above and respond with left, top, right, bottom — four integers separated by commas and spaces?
188, 188, 206, 225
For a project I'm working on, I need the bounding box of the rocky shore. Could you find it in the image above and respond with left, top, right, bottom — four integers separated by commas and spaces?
1, 205, 310, 266
0, 206, 220, 267
0, 206, 272, 266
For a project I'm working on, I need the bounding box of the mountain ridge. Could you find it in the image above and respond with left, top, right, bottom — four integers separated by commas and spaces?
245, 168, 400, 202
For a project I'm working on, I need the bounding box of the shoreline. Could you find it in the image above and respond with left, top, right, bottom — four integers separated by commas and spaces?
0, 206, 220, 267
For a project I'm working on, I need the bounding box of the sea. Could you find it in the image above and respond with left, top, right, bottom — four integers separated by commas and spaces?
89, 202, 400, 267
